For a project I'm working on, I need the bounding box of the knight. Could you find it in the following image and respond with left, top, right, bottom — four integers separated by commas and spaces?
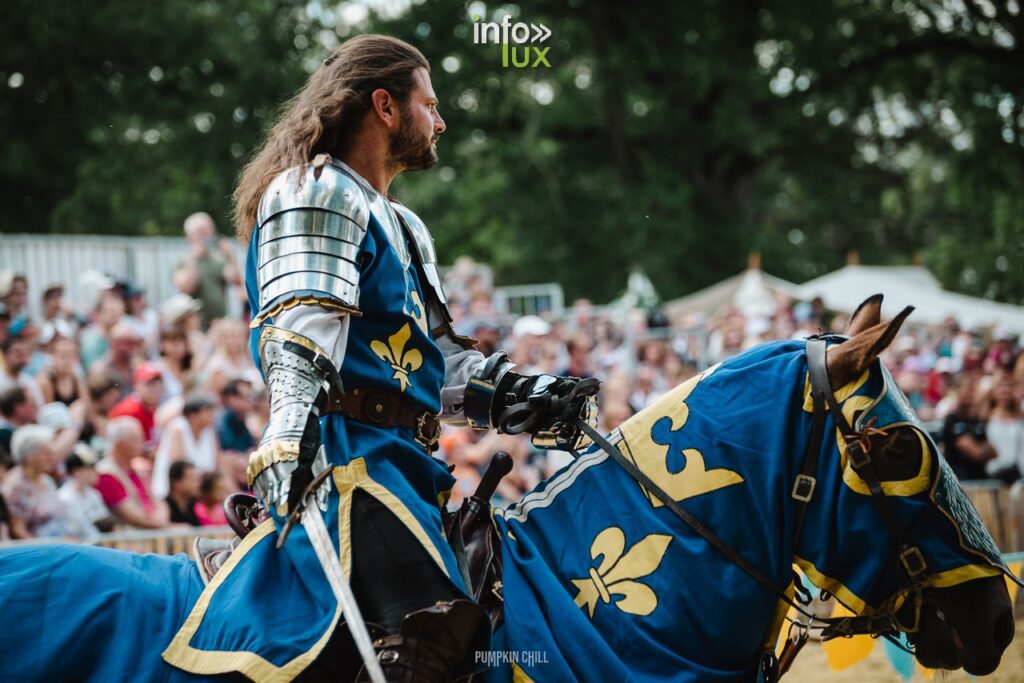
163, 34, 598, 682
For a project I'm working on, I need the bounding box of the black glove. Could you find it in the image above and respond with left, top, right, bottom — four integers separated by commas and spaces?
494, 372, 600, 451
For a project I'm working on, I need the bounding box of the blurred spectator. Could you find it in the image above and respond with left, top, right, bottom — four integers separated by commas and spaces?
89, 321, 144, 397
0, 335, 45, 407
38, 336, 88, 406
0, 387, 38, 463
2, 424, 68, 538
165, 461, 201, 526
15, 318, 47, 377
559, 336, 594, 379
58, 447, 115, 540
108, 363, 165, 446
216, 379, 255, 489
95, 416, 169, 529
123, 283, 160, 357
983, 373, 1024, 482
80, 290, 126, 369
37, 401, 86, 462
172, 212, 241, 329
151, 393, 220, 499
79, 374, 121, 449
462, 318, 500, 356
194, 471, 229, 526
201, 318, 262, 394
216, 379, 255, 455
153, 324, 194, 401
40, 283, 81, 337
941, 374, 996, 481
161, 294, 210, 369
0, 271, 28, 320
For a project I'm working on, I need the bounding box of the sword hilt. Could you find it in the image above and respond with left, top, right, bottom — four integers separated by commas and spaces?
473, 451, 513, 503
460, 452, 513, 539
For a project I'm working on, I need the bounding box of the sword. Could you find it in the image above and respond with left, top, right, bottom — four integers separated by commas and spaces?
281, 468, 387, 683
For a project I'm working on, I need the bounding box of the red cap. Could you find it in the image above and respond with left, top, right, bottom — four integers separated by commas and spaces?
132, 362, 164, 385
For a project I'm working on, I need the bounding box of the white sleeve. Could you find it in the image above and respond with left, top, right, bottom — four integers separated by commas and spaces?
272, 304, 351, 369
437, 332, 487, 426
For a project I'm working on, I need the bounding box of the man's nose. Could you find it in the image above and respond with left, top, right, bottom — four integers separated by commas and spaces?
434, 112, 446, 135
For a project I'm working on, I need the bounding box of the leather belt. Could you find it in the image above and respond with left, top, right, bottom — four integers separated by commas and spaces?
331, 388, 441, 451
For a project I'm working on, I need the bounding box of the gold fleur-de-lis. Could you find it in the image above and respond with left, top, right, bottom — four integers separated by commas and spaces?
571, 526, 672, 619
370, 323, 422, 392
404, 290, 429, 336
618, 364, 743, 508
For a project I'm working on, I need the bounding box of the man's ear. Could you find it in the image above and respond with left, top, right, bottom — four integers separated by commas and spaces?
370, 88, 398, 129
827, 304, 914, 389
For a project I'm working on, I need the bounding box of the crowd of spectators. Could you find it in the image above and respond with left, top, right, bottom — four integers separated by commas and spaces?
0, 213, 259, 541
1, 231, 1023, 542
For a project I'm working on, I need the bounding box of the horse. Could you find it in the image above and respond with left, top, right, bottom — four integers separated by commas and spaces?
0, 295, 1016, 682
484, 295, 1017, 681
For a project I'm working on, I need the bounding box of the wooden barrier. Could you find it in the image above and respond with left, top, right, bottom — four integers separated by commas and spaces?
963, 481, 1024, 554
0, 526, 235, 559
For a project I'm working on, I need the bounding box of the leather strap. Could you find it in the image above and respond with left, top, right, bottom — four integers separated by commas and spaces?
807, 339, 926, 588
331, 388, 441, 451
791, 341, 828, 556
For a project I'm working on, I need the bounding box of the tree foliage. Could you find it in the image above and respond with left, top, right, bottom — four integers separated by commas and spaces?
3, 0, 1023, 303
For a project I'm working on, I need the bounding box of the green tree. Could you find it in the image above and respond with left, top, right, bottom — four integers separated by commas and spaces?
0, 0, 307, 235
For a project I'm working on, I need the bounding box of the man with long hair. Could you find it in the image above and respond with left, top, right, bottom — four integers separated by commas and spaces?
162, 34, 597, 681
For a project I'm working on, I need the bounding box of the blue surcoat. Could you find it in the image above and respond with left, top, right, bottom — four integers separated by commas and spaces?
161, 167, 472, 679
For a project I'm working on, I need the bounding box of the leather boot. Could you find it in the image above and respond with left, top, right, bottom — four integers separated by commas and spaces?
357, 599, 485, 683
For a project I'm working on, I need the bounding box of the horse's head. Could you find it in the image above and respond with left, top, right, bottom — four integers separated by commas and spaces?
818, 294, 1017, 675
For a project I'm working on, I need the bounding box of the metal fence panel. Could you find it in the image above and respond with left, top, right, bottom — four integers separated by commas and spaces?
0, 234, 245, 319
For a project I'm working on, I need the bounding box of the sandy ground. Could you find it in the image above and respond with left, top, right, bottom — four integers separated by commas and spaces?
786, 618, 1024, 682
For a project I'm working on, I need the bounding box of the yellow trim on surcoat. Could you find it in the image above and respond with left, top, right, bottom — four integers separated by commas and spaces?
511, 662, 536, 682
162, 520, 342, 681
332, 457, 452, 580
164, 457, 452, 681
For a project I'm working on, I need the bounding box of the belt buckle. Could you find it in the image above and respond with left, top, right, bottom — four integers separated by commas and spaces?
415, 412, 441, 450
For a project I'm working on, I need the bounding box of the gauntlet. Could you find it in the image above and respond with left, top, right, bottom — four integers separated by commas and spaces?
464, 352, 600, 452
248, 325, 341, 516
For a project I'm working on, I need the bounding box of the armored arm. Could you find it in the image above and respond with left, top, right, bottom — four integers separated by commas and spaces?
249, 325, 340, 516
248, 159, 368, 515
462, 352, 600, 452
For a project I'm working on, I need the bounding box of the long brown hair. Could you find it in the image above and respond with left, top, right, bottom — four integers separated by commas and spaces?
233, 34, 429, 241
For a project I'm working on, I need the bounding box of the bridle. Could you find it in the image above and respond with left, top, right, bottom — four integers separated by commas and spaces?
570, 336, 936, 681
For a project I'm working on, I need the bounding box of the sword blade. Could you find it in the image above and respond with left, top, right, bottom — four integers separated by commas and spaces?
301, 508, 386, 683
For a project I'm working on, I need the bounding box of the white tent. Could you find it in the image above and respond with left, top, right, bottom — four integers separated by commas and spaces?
664, 267, 801, 321
796, 265, 1024, 334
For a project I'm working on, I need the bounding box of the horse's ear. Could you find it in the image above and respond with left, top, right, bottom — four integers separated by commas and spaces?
827, 305, 914, 389
844, 294, 884, 336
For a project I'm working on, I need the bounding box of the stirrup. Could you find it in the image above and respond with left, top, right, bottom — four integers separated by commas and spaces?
192, 536, 240, 585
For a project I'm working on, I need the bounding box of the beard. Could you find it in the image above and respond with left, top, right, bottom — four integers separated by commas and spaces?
388, 110, 438, 172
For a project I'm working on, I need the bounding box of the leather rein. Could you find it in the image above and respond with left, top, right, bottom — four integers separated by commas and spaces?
571, 337, 933, 681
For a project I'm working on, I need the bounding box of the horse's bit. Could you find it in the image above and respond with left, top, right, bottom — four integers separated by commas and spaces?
574, 336, 932, 681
